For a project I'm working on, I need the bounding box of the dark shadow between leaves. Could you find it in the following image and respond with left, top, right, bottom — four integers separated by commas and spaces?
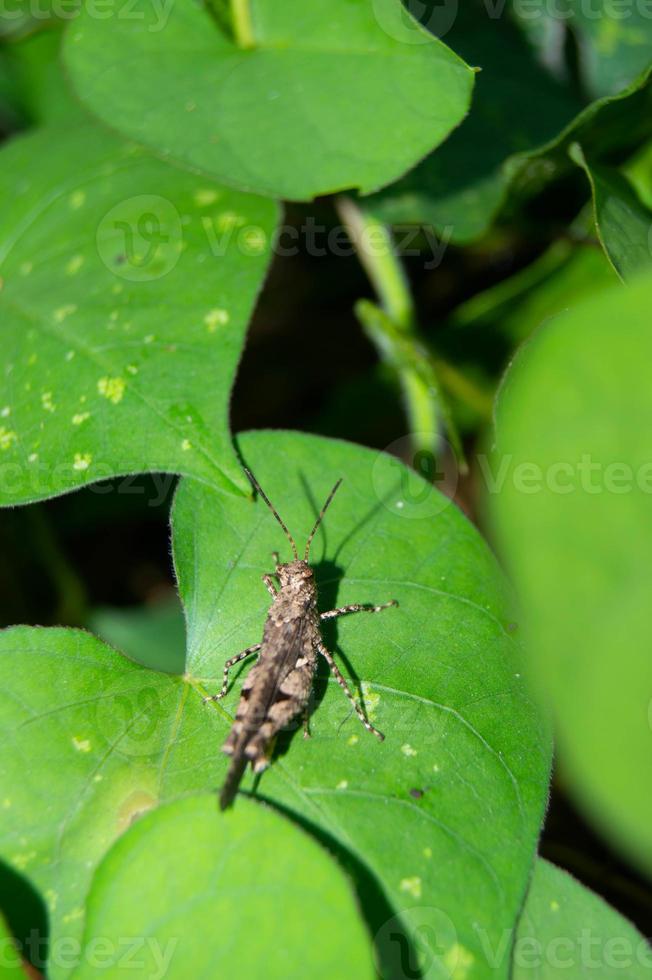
0, 859, 48, 974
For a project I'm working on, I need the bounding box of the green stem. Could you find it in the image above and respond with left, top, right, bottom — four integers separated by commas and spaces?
338, 197, 469, 472
336, 197, 414, 331
433, 359, 493, 422
231, 0, 255, 48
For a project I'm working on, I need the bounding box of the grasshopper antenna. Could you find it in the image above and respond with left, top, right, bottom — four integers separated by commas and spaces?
244, 467, 298, 561
305, 479, 342, 561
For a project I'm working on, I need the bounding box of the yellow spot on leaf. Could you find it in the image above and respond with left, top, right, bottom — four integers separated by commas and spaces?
28, 453, 38, 464
347, 734, 359, 746
126, 364, 139, 375
181, 439, 192, 452
42, 392, 56, 412
204, 308, 230, 332
1, 406, 10, 417
399, 876, 422, 899
73, 454, 92, 472
336, 780, 348, 790
13, 852, 37, 870
194, 188, 220, 206
20, 261, 32, 276
72, 735, 92, 752
2, 799, 11, 809
0, 428, 17, 451
423, 847, 432, 859
98, 376, 126, 404
53, 304, 77, 323
401, 743, 417, 757
241, 226, 267, 254
117, 790, 157, 835
550, 900, 560, 912
66, 254, 84, 275
70, 190, 86, 209
45, 889, 58, 911
443, 943, 475, 980
62, 907, 84, 924
360, 682, 380, 719
144, 334, 155, 344
72, 412, 90, 426
217, 211, 245, 232
65, 350, 75, 362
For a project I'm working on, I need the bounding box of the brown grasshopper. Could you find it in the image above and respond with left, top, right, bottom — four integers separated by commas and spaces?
206, 469, 397, 809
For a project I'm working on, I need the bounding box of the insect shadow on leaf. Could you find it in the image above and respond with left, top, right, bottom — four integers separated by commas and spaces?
205, 467, 398, 809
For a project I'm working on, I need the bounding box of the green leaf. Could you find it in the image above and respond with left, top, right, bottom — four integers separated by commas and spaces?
72, 794, 375, 980
2, 27, 85, 126
172, 430, 550, 978
512, 0, 652, 98
88, 599, 186, 675
367, 9, 582, 243
367, 12, 652, 244
62, 0, 475, 201
490, 273, 652, 875
0, 625, 222, 979
513, 859, 652, 978
0, 123, 278, 504
570, 143, 652, 282
0, 432, 550, 979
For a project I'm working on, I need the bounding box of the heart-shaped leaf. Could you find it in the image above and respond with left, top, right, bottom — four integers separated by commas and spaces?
570, 143, 652, 282
513, 859, 652, 978
172, 430, 551, 978
490, 273, 652, 874
0, 431, 550, 979
62, 0, 475, 201
71, 794, 375, 980
0, 123, 278, 504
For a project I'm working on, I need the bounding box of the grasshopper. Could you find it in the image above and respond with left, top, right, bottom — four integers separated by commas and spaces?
206, 469, 397, 809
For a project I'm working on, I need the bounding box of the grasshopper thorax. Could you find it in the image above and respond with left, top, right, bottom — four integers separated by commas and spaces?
276, 559, 314, 589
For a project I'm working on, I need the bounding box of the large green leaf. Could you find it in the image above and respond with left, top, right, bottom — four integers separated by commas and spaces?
0, 124, 278, 504
490, 273, 652, 875
62, 0, 475, 201
513, 859, 652, 978
172, 430, 550, 978
512, 0, 652, 98
368, 10, 652, 244
0, 432, 550, 979
570, 143, 652, 282
72, 794, 375, 980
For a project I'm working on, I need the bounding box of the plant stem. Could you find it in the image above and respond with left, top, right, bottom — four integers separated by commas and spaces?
336, 197, 413, 331
231, 0, 255, 48
337, 197, 469, 472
